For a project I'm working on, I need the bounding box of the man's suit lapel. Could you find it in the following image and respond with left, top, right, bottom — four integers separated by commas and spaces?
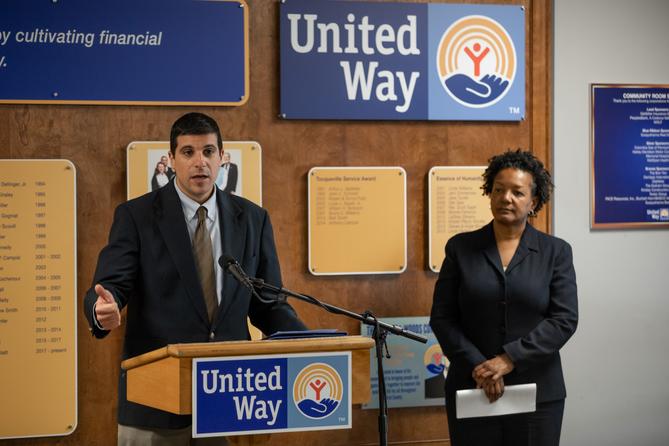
215, 190, 247, 323
155, 181, 210, 326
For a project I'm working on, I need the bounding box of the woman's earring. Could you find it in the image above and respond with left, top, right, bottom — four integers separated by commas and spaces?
528, 209, 537, 217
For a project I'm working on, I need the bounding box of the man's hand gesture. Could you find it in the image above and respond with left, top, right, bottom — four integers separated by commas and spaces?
94, 284, 121, 331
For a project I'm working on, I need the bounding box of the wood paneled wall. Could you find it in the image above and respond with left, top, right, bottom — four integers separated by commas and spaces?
0, 1, 551, 444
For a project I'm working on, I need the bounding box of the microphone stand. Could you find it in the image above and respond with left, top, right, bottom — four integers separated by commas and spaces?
249, 277, 427, 446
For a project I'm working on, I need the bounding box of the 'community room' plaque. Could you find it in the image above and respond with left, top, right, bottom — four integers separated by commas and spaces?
591, 84, 669, 228
0, 160, 77, 439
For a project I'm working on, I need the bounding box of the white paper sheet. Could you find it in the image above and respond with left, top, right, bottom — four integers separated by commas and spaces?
456, 383, 536, 419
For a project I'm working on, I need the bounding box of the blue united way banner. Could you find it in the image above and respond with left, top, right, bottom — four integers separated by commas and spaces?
280, 0, 524, 121
192, 352, 351, 437
0, 0, 248, 105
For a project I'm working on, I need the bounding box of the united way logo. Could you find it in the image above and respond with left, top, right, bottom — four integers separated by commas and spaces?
436, 15, 517, 108
424, 343, 449, 375
293, 363, 342, 419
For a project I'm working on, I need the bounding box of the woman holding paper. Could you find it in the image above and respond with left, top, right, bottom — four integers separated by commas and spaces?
430, 150, 578, 446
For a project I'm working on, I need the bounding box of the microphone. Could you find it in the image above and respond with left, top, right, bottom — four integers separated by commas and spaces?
219, 254, 251, 288
219, 254, 275, 304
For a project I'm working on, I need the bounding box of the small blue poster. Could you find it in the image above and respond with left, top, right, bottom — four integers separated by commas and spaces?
592, 85, 669, 228
361, 316, 448, 409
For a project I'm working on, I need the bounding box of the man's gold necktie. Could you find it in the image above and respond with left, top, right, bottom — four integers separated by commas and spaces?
193, 206, 217, 322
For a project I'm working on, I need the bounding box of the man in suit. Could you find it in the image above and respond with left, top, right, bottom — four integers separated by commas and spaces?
84, 112, 306, 445
216, 152, 238, 194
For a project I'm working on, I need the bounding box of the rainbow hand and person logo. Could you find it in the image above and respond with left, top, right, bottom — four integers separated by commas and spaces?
437, 15, 516, 108
424, 343, 449, 376
293, 362, 343, 419
424, 343, 448, 399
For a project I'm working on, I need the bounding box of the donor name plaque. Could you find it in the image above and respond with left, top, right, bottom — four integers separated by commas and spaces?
0, 160, 77, 440
193, 352, 351, 437
308, 167, 407, 275
428, 166, 490, 272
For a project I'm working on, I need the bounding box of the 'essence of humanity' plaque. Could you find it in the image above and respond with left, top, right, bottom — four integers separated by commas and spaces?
429, 166, 490, 272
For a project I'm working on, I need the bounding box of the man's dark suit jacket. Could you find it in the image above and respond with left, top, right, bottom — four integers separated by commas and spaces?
83, 180, 306, 429
430, 222, 578, 405
222, 162, 238, 193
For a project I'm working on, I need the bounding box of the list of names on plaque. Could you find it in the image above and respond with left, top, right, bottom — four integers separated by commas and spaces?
313, 176, 370, 227
592, 85, 669, 228
429, 167, 490, 272
0, 160, 76, 439
309, 167, 406, 275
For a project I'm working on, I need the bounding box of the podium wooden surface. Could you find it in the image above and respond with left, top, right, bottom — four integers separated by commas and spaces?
121, 335, 375, 416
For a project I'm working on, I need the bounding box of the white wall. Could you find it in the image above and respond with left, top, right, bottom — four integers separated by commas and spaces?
554, 1, 669, 445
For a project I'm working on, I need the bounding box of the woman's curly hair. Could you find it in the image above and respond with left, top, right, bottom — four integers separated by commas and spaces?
481, 149, 554, 213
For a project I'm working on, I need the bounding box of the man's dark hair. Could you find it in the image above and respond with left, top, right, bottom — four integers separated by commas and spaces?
169, 112, 222, 155
481, 149, 554, 213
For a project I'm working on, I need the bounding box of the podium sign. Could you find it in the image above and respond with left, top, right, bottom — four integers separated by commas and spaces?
193, 352, 351, 437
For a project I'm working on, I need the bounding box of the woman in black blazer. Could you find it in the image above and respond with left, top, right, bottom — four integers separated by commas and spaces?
430, 150, 578, 446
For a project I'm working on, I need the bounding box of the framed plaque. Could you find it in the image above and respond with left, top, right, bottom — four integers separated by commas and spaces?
591, 84, 669, 228
1, 0, 249, 106
308, 167, 406, 275
428, 166, 489, 272
0, 160, 77, 439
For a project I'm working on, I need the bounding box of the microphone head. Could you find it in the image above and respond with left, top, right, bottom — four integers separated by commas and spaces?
219, 254, 237, 269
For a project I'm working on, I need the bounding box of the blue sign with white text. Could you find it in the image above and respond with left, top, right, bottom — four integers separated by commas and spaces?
0, 0, 247, 105
280, 0, 524, 121
592, 85, 669, 227
193, 353, 351, 437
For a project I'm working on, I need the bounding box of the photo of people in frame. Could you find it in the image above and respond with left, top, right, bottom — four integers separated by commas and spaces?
215, 149, 243, 196
147, 149, 175, 192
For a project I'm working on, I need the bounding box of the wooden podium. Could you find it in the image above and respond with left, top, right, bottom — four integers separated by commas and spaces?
121, 335, 375, 417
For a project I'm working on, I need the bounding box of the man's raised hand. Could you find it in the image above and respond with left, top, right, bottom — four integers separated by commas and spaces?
94, 284, 121, 330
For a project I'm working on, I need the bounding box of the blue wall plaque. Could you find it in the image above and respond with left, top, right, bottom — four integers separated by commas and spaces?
0, 0, 248, 105
592, 85, 669, 228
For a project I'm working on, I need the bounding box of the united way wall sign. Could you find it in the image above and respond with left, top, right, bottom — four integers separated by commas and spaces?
0, 0, 248, 105
280, 0, 525, 121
